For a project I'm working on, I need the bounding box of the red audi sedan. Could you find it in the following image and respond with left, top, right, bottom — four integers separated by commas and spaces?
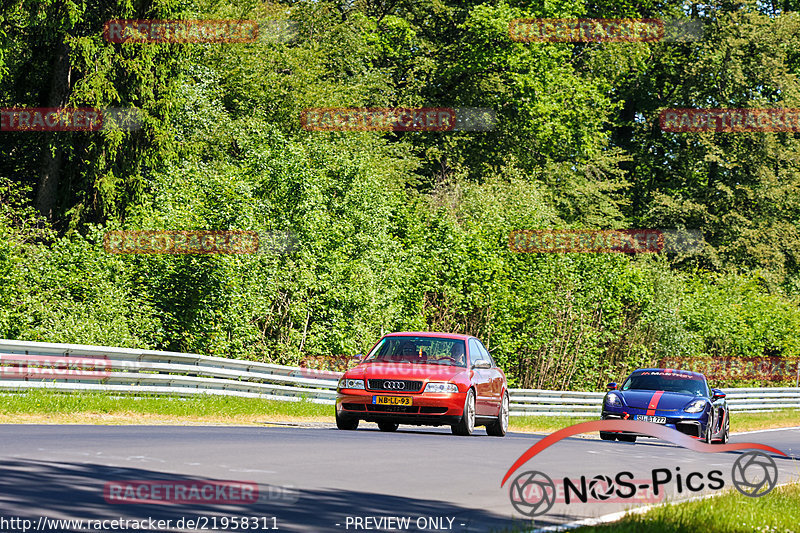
335, 332, 509, 436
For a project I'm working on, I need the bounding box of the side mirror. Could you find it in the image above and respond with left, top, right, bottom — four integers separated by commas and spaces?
711, 388, 726, 400
472, 360, 491, 369
352, 353, 363, 360
606, 382, 618, 390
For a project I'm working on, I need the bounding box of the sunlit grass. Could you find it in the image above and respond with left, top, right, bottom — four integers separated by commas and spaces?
1, 391, 798, 432
573, 483, 800, 532
731, 409, 800, 432
0, 389, 330, 424
509, 416, 596, 433
508, 409, 800, 434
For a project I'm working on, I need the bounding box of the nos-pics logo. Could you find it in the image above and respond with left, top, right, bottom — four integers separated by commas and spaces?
503, 420, 784, 517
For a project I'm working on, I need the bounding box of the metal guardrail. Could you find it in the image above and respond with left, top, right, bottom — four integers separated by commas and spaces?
507, 387, 800, 417
1, 339, 799, 416
0, 340, 340, 405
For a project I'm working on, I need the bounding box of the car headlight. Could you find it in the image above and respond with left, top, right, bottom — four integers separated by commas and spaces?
605, 393, 622, 407
339, 378, 365, 390
424, 382, 459, 393
684, 399, 707, 413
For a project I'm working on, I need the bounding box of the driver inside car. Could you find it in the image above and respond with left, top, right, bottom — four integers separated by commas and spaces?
450, 343, 466, 367
399, 341, 417, 363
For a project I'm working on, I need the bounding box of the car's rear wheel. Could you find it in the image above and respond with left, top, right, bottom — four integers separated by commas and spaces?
617, 435, 636, 443
377, 421, 399, 432
486, 392, 509, 437
335, 411, 359, 430
599, 432, 617, 441
451, 389, 475, 436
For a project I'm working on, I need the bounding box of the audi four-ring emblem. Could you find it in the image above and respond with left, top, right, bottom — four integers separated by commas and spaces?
382, 381, 405, 389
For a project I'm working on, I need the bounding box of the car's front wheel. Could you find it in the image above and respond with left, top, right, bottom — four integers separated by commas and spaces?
617, 435, 636, 443
703, 421, 712, 444
378, 421, 399, 432
486, 392, 509, 437
719, 414, 730, 444
452, 389, 475, 436
335, 410, 359, 430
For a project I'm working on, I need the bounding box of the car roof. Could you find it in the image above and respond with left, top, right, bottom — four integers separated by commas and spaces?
631, 368, 706, 379
383, 332, 473, 341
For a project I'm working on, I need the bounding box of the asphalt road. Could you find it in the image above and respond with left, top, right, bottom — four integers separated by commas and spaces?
0, 423, 798, 533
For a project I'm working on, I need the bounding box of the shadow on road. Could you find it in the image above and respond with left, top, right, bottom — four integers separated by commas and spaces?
0, 459, 568, 532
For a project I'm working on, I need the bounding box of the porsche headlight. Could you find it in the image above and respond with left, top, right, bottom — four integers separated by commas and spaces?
338, 378, 365, 390
424, 382, 459, 393
605, 393, 622, 407
684, 399, 707, 413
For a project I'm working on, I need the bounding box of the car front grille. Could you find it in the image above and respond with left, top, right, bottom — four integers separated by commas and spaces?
367, 379, 423, 392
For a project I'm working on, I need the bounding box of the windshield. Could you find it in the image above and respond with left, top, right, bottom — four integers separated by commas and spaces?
622, 371, 709, 397
364, 336, 467, 367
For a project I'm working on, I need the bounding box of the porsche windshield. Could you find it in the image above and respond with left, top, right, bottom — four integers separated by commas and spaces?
364, 337, 467, 367
622, 372, 709, 397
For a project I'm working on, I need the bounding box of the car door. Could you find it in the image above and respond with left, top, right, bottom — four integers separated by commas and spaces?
476, 339, 503, 414
708, 381, 726, 438
468, 338, 492, 416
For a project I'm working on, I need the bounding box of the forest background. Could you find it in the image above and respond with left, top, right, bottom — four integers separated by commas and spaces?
2, 0, 800, 390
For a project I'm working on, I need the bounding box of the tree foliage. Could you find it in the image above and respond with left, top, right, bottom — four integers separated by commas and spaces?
2, 0, 799, 389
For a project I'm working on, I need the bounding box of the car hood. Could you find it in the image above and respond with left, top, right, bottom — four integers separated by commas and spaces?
345, 362, 466, 382
619, 390, 701, 411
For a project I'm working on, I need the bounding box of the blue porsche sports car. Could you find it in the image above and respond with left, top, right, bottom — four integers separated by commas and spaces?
601, 368, 729, 444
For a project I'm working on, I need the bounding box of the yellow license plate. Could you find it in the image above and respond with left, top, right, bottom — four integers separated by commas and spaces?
373, 396, 412, 406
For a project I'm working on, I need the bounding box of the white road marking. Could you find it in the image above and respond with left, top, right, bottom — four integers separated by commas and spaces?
732, 426, 800, 436
125, 455, 166, 463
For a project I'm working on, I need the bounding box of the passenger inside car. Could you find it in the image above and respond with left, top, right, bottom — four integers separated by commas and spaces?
451, 343, 466, 367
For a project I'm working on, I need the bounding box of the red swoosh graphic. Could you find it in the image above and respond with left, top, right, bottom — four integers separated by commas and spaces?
647, 391, 664, 415
500, 420, 787, 487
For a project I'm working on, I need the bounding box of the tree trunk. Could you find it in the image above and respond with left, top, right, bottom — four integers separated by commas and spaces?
35, 39, 72, 220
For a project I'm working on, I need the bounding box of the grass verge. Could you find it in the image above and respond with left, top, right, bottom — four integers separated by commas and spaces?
729, 409, 800, 432
572, 482, 800, 532
0, 389, 331, 425
0, 391, 798, 432
508, 410, 800, 434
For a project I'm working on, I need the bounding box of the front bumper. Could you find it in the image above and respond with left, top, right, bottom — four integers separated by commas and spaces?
602, 408, 708, 438
337, 389, 466, 426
